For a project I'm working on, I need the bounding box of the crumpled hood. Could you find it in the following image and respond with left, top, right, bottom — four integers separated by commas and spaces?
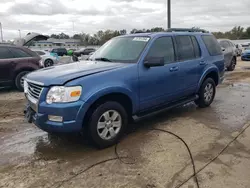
26, 60, 128, 86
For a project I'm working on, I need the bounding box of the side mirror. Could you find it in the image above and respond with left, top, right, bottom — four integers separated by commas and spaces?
221, 47, 226, 52
144, 57, 164, 67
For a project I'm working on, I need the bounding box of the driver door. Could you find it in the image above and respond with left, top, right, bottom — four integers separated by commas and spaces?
139, 36, 181, 111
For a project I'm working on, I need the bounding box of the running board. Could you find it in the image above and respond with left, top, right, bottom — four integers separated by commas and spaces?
133, 95, 198, 122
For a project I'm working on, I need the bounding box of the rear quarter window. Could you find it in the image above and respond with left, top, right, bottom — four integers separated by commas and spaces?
202, 35, 222, 56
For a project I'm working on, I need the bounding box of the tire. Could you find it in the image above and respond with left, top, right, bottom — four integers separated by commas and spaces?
227, 57, 236, 71
44, 59, 54, 67
15, 71, 30, 91
88, 101, 128, 149
195, 78, 216, 108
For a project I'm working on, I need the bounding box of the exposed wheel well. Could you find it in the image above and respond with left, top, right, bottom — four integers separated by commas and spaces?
83, 93, 133, 129
204, 71, 219, 86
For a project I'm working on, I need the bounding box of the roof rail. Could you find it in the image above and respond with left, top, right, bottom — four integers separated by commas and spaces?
167, 28, 209, 33
0, 42, 15, 46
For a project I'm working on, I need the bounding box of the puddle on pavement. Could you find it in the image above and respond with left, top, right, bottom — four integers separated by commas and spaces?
1, 78, 250, 184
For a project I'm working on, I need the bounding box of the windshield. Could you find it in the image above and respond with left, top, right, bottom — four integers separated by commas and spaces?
90, 36, 150, 63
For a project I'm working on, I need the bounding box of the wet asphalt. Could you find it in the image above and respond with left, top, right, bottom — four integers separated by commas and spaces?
0, 59, 250, 188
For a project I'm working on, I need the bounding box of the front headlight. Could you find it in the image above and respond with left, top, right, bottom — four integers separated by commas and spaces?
46, 86, 82, 104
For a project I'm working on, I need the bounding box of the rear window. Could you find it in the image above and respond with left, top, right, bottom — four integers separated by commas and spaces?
59, 48, 67, 52
202, 35, 222, 56
219, 41, 230, 48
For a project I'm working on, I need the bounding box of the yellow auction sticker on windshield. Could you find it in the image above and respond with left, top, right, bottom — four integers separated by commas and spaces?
132, 37, 150, 42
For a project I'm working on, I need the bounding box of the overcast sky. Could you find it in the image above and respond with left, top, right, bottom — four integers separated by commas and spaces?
0, 0, 249, 40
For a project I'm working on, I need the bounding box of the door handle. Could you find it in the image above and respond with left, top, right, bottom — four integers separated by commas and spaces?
199, 61, 207, 65
169, 66, 179, 72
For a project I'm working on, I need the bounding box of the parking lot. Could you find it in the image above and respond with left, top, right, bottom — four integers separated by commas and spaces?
0, 58, 250, 188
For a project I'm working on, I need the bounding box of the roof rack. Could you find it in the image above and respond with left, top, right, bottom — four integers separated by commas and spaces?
167, 28, 208, 33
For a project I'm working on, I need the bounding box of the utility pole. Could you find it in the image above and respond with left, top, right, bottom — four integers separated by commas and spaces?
18, 29, 21, 39
0, 22, 3, 42
72, 21, 75, 35
167, 0, 171, 29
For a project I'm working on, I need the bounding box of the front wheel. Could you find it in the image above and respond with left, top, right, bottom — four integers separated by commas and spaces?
195, 78, 216, 108
227, 57, 236, 71
88, 101, 128, 149
15, 71, 30, 91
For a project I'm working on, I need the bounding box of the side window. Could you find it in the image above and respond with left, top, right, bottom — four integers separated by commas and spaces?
175, 36, 195, 61
0, 47, 14, 59
191, 36, 201, 58
146, 37, 175, 64
202, 35, 222, 56
219, 41, 230, 48
9, 48, 32, 58
229, 42, 235, 47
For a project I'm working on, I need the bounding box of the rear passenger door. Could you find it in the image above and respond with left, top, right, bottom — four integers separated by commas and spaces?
174, 35, 202, 97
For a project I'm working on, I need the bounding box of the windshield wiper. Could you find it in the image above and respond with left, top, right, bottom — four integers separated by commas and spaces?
94, 57, 112, 62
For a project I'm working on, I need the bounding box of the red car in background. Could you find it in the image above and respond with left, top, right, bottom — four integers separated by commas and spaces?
0, 44, 42, 91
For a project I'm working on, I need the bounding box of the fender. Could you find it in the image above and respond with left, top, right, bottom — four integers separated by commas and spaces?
196, 65, 219, 93
83, 86, 138, 114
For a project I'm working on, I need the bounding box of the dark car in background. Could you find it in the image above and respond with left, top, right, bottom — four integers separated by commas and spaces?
218, 39, 237, 71
73, 48, 96, 57
51, 48, 67, 56
0, 44, 41, 91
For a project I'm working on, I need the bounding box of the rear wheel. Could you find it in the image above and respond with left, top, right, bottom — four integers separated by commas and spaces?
195, 78, 216, 108
44, 59, 54, 67
15, 71, 30, 91
227, 57, 236, 71
88, 101, 128, 149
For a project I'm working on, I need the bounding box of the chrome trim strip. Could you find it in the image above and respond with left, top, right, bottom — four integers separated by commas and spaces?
25, 78, 44, 86
27, 94, 38, 104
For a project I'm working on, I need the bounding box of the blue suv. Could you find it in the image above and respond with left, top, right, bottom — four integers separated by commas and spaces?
24, 29, 224, 148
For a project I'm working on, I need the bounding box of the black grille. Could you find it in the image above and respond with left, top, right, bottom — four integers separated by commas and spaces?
27, 82, 43, 100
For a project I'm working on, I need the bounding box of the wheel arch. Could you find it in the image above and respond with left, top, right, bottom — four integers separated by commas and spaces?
14, 67, 36, 80
81, 91, 134, 129
196, 67, 219, 93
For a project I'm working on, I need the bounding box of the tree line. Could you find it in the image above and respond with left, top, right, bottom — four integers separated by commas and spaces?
49, 26, 250, 46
